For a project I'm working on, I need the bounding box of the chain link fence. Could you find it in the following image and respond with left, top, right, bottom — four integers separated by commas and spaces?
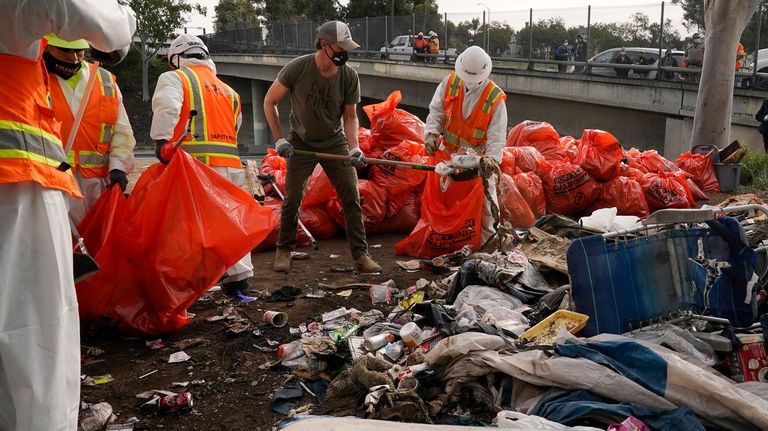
200, 2, 768, 88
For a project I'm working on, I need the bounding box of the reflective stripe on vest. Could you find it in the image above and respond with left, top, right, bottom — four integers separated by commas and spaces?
174, 66, 242, 168
78, 150, 109, 169
442, 74, 505, 153
0, 124, 67, 166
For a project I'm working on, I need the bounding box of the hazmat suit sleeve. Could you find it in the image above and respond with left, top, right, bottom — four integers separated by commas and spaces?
109, 84, 136, 173
0, 0, 135, 59
486, 100, 508, 163
425, 75, 450, 137
150, 71, 184, 141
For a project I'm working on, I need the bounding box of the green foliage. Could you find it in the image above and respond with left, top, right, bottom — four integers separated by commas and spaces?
475, 22, 515, 56
671, 0, 704, 32
215, 0, 262, 32
740, 150, 768, 190
264, 0, 339, 22
129, 0, 204, 57
672, 0, 767, 54
109, 46, 168, 95
346, 0, 412, 20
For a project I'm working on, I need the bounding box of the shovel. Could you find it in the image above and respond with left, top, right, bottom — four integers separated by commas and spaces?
293, 149, 436, 171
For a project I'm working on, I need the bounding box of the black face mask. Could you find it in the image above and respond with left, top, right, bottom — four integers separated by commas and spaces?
43, 51, 81, 79
324, 45, 349, 66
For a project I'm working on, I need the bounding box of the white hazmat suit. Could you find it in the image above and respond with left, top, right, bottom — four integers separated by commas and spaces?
0, 1, 135, 430
424, 75, 508, 243
150, 56, 254, 283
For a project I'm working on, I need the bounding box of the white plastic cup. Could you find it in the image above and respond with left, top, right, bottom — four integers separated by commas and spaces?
263, 310, 287, 328
399, 322, 422, 349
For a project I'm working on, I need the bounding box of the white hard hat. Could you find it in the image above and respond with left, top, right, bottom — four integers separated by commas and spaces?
429, 31, 437, 37
455, 45, 492, 84
169, 34, 209, 59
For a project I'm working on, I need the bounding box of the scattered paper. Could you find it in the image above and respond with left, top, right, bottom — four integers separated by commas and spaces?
336, 289, 353, 297
396, 260, 421, 271
168, 351, 191, 363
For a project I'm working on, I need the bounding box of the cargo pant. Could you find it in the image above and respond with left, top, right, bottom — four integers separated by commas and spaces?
277, 136, 368, 259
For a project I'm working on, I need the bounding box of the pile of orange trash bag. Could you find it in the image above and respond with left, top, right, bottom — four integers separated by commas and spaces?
76, 151, 274, 335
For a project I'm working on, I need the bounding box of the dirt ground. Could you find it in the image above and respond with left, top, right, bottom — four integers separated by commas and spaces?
79, 233, 433, 431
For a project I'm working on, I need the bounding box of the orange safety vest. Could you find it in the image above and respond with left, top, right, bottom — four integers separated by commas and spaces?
442, 72, 506, 153
171, 66, 242, 168
736, 42, 746, 71
428, 38, 440, 54
0, 50, 80, 197
49, 62, 119, 178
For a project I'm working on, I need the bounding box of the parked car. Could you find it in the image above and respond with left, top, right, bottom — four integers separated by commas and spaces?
379, 35, 457, 63
587, 47, 685, 80
747, 48, 768, 89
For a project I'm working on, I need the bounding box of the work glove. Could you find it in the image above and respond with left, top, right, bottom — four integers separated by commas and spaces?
275, 138, 294, 159
155, 139, 170, 164
425, 133, 439, 155
107, 169, 128, 192
349, 147, 366, 168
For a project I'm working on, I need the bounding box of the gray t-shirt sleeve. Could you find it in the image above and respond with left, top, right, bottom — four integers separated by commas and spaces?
345, 67, 361, 105
277, 57, 301, 89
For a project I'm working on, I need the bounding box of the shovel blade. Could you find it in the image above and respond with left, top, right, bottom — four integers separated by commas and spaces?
73, 252, 99, 283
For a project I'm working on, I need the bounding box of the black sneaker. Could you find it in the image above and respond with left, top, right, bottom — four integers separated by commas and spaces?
223, 279, 248, 297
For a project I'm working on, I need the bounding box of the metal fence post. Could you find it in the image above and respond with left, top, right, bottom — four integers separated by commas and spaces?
385, 15, 389, 58
481, 10, 485, 49
528, 8, 533, 70
366, 16, 369, 52
282, 22, 286, 49
309, 21, 313, 50
295, 22, 299, 50
586, 6, 591, 56
658, 1, 665, 79
444, 12, 448, 63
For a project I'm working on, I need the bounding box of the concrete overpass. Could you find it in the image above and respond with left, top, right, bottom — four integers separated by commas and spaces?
212, 53, 768, 158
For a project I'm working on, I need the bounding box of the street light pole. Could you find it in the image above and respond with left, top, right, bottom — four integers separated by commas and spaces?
477, 2, 490, 52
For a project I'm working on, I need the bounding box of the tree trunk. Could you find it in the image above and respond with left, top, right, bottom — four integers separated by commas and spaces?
690, 0, 760, 149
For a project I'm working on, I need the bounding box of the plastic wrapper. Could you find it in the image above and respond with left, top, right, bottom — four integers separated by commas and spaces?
454, 285, 529, 335
630, 149, 679, 174
505, 146, 544, 173
499, 173, 536, 228
76, 187, 129, 320
327, 179, 388, 232
536, 159, 600, 216
96, 151, 274, 335
675, 151, 720, 193
369, 140, 428, 217
506, 120, 566, 162
590, 176, 650, 218
372, 190, 422, 234
576, 129, 623, 181
363, 91, 425, 150
513, 171, 546, 218
396, 151, 484, 258
639, 172, 693, 211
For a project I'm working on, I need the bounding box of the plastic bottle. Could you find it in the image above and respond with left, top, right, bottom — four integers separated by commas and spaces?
399, 322, 422, 349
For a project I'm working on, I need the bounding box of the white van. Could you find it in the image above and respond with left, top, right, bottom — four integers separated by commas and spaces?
379, 35, 457, 63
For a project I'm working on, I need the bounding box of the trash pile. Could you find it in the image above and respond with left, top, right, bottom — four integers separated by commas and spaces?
257, 109, 732, 258
265, 194, 768, 431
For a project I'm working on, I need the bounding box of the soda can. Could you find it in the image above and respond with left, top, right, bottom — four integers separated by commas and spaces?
158, 392, 193, 413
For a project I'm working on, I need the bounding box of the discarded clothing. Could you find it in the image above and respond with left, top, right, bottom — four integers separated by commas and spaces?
270, 286, 302, 302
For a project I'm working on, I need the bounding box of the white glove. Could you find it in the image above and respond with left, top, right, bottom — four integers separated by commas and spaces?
275, 138, 293, 159
349, 147, 365, 167
425, 133, 438, 155
763, 115, 768, 122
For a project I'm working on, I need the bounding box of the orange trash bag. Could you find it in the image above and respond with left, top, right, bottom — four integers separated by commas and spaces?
253, 197, 311, 251
260, 148, 286, 196
536, 159, 600, 216
500, 148, 516, 176
589, 176, 650, 218
506, 146, 544, 173
102, 151, 274, 335
674, 151, 720, 193
630, 149, 678, 174
576, 129, 623, 181
513, 171, 546, 218
300, 205, 339, 240
75, 186, 129, 320
369, 140, 428, 217
639, 172, 693, 211
372, 190, 422, 234
560, 135, 580, 163
363, 91, 425, 150
302, 165, 338, 208
499, 173, 536, 228
506, 120, 566, 162
396, 151, 484, 258
327, 179, 388, 232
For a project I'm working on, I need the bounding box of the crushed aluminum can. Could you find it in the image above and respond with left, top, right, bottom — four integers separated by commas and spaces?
157, 392, 193, 413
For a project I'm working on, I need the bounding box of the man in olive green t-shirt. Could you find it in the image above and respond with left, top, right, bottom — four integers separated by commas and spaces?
264, 20, 382, 273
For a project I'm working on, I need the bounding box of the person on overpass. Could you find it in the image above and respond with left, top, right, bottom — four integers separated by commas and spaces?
736, 41, 747, 71
555, 40, 571, 72
414, 31, 429, 63
574, 34, 587, 73
263, 20, 382, 274
428, 30, 440, 63
0, 1, 134, 430
44, 34, 136, 225
424, 45, 508, 243
660, 49, 678, 81
151, 34, 252, 297
613, 47, 633, 77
